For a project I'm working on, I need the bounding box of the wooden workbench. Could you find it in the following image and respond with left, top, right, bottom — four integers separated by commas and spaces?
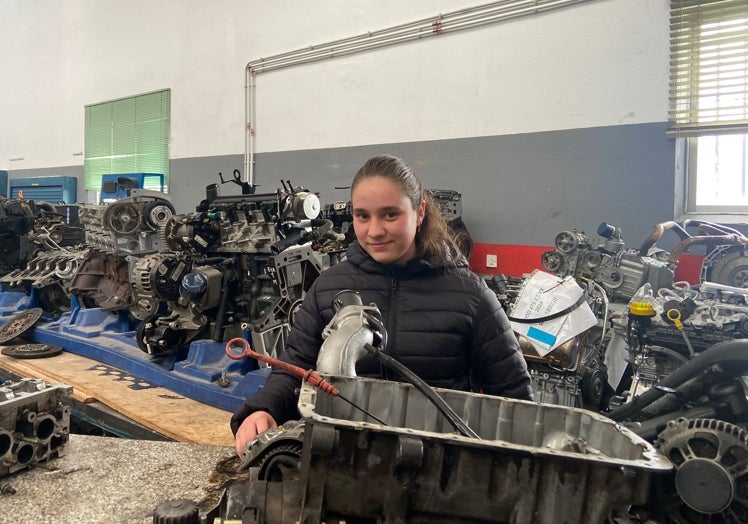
0, 349, 236, 446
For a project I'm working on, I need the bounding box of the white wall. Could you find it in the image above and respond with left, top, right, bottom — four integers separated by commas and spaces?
0, 0, 667, 170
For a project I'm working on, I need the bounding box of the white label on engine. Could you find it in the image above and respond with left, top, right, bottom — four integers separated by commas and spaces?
509, 270, 597, 357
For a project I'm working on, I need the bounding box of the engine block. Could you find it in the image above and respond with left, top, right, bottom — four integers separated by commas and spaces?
0, 379, 72, 477
78, 190, 174, 255
541, 224, 674, 302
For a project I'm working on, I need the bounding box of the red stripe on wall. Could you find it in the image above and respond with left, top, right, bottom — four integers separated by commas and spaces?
469, 243, 550, 277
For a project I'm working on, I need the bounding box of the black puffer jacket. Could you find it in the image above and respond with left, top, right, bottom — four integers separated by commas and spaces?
230, 242, 533, 433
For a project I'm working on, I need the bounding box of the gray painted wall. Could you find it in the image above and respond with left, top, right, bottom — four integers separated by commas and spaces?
253, 122, 677, 248
8, 122, 679, 250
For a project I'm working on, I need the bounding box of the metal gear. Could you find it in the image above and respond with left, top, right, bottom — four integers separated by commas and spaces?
554, 230, 587, 254
655, 418, 748, 523
0, 308, 44, 344
256, 442, 303, 482
103, 202, 142, 234
144, 199, 175, 228
702, 245, 748, 288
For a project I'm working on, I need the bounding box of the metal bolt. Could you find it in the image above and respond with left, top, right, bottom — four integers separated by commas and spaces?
217, 369, 231, 388
0, 484, 17, 495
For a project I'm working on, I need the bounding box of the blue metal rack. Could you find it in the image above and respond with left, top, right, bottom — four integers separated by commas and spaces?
0, 290, 268, 413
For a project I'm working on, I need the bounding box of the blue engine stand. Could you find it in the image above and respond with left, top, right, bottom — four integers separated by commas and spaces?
0, 291, 268, 413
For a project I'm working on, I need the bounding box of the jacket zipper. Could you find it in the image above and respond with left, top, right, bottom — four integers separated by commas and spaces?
383, 276, 399, 380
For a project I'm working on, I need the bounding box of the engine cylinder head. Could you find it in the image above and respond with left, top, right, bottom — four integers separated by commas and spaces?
0, 431, 13, 459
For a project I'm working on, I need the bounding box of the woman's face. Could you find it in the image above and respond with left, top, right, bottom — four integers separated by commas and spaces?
352, 176, 425, 265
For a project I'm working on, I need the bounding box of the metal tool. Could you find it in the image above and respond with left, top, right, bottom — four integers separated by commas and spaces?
225, 337, 388, 425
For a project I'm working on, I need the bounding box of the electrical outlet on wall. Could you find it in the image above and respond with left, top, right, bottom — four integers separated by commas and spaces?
486, 254, 498, 268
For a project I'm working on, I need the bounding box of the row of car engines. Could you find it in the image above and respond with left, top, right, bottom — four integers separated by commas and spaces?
4, 181, 748, 521
0, 182, 469, 363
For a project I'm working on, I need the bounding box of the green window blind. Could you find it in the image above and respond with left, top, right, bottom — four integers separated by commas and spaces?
84, 89, 171, 191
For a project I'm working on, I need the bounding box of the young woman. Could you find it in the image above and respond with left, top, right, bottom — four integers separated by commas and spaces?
231, 155, 533, 455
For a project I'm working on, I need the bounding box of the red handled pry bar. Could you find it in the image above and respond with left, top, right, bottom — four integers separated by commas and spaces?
225, 337, 388, 426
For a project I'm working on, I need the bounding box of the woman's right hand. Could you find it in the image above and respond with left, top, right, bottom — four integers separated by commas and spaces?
234, 410, 278, 456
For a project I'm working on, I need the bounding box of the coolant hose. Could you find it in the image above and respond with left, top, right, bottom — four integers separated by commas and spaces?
364, 343, 480, 439
607, 339, 748, 421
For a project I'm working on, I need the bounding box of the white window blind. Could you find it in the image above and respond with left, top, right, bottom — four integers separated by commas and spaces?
84, 89, 171, 191
668, 0, 748, 137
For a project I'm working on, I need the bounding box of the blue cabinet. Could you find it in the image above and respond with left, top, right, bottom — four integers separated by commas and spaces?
9, 176, 77, 204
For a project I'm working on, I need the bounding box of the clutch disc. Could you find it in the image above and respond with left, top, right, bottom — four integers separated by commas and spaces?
0, 308, 44, 344
1, 343, 63, 359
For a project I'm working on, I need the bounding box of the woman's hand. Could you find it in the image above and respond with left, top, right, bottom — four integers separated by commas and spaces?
234, 411, 278, 456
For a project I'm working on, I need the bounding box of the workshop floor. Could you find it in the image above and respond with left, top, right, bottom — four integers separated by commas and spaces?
3, 434, 236, 523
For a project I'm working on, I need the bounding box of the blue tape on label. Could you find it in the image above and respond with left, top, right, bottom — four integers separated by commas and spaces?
527, 326, 557, 346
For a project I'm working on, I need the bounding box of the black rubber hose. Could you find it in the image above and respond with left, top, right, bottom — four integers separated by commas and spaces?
607, 339, 748, 421
364, 343, 480, 439
270, 228, 307, 254
212, 275, 233, 342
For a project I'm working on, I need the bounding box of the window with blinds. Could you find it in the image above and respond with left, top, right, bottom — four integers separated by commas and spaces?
669, 0, 748, 216
84, 89, 171, 192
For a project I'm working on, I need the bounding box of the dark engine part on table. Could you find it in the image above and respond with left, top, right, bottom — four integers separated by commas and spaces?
0, 378, 72, 477
132, 242, 323, 356
216, 376, 670, 524
540, 222, 675, 302
0, 198, 84, 278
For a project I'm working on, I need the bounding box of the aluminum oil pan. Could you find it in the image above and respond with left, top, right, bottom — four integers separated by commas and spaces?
297, 376, 672, 524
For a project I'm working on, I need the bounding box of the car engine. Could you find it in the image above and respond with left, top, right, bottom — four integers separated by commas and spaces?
519, 221, 748, 523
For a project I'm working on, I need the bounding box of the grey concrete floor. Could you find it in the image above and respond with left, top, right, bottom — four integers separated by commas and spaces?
1, 434, 236, 523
